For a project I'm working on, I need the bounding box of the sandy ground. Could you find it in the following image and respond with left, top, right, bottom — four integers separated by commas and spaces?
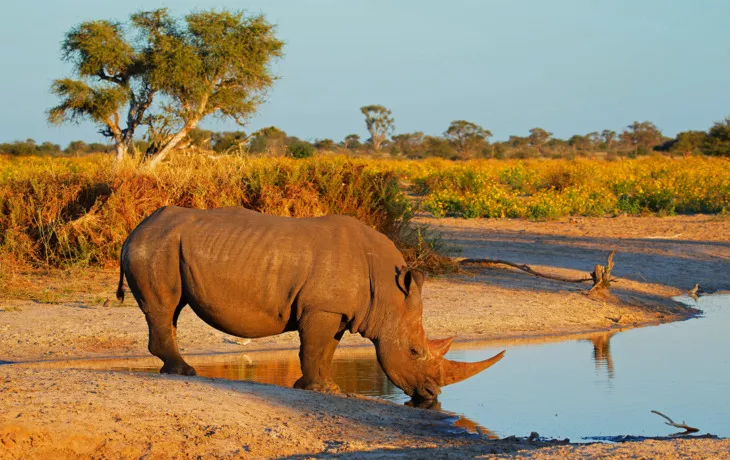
422, 214, 730, 292
1, 215, 729, 458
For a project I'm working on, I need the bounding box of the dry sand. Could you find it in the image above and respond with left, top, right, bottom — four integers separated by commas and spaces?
1, 215, 729, 458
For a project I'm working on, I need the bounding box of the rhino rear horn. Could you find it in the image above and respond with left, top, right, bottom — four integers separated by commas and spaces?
440, 350, 506, 386
428, 337, 454, 358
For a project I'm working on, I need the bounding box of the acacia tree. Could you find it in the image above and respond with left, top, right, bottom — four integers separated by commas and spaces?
314, 138, 335, 150
528, 127, 552, 154
671, 131, 707, 156
49, 9, 283, 168
568, 132, 600, 153
600, 130, 617, 149
703, 117, 730, 156
360, 105, 394, 151
621, 121, 662, 155
568, 134, 589, 151
343, 134, 361, 149
391, 132, 425, 158
247, 126, 287, 155
444, 120, 492, 158
586, 132, 600, 150
48, 20, 154, 163
141, 10, 283, 167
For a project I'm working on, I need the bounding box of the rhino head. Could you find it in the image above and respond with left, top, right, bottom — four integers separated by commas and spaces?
372, 267, 505, 401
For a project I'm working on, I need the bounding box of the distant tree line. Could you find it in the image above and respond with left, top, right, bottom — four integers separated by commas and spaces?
358, 114, 730, 160
124, 112, 730, 160
0, 139, 113, 156
5, 114, 730, 159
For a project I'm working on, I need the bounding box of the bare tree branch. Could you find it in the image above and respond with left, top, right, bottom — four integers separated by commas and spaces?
651, 410, 700, 435
458, 258, 593, 283
96, 70, 125, 85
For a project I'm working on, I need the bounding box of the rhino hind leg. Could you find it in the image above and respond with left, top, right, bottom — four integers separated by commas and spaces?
144, 298, 196, 376
294, 312, 345, 393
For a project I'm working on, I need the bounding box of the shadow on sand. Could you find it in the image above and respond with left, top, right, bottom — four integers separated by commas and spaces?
438, 225, 730, 292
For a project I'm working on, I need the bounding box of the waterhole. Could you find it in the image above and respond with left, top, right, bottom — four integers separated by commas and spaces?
117, 295, 729, 441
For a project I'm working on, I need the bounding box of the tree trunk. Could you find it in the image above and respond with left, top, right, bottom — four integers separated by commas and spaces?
372, 136, 382, 152
146, 122, 196, 169
587, 251, 617, 301
113, 142, 128, 166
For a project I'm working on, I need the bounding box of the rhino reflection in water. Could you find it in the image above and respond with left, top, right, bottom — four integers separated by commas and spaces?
116, 206, 504, 401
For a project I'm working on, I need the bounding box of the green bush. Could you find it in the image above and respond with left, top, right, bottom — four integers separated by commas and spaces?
288, 140, 315, 159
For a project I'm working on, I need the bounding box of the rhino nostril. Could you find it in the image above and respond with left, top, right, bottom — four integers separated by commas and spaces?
418, 384, 439, 400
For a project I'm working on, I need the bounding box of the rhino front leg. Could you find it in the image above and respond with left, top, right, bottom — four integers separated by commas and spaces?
294, 312, 345, 393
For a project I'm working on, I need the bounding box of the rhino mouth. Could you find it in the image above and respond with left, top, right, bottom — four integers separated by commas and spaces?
413, 385, 440, 401
407, 378, 441, 401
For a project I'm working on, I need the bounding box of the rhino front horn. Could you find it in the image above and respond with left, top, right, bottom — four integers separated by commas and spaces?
440, 350, 506, 386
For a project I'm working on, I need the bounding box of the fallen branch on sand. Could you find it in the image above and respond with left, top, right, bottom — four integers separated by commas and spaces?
458, 258, 593, 283
459, 251, 619, 288
651, 410, 700, 435
460, 251, 621, 300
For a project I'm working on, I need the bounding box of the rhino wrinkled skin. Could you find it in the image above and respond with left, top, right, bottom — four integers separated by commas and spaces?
117, 206, 504, 400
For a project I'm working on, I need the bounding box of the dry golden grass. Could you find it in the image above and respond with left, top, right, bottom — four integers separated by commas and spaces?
4, 153, 727, 273
0, 153, 451, 273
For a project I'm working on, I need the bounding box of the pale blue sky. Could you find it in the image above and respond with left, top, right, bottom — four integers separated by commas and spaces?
1, 0, 729, 145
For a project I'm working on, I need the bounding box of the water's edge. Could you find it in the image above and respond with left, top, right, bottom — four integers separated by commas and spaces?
3, 301, 701, 369
3, 295, 724, 443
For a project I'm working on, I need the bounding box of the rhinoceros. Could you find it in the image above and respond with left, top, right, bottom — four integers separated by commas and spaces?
116, 206, 504, 400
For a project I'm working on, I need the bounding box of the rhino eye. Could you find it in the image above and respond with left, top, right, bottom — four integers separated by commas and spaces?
410, 347, 420, 358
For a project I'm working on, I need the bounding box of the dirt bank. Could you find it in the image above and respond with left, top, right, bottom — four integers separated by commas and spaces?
1, 215, 728, 458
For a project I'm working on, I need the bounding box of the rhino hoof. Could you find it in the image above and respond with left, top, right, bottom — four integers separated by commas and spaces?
294, 378, 340, 393
160, 363, 197, 376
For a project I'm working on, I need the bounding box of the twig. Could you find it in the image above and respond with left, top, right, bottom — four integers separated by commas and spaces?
651, 410, 700, 435
459, 258, 593, 283
644, 233, 683, 240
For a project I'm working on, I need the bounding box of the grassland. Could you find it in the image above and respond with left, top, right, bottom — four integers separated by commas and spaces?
0, 154, 423, 269
1, 154, 729, 270
368, 156, 730, 219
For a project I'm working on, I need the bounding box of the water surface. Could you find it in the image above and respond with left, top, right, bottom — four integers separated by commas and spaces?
122, 295, 729, 440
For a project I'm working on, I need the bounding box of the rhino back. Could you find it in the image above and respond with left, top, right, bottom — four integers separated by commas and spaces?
159, 207, 396, 337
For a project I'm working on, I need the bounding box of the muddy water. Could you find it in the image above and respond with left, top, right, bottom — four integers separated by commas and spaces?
121, 295, 729, 440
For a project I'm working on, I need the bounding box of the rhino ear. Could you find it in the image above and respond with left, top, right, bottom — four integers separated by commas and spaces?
410, 270, 424, 291
400, 267, 424, 295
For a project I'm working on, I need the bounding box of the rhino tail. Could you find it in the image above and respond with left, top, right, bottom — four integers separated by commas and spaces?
116, 256, 125, 302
